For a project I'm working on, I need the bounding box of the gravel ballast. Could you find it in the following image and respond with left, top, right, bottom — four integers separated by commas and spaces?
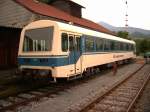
19, 63, 142, 112
134, 71, 150, 112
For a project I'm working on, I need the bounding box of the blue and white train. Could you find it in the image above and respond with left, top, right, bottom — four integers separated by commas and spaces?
18, 20, 136, 81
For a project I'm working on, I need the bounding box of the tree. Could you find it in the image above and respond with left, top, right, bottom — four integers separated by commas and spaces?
134, 39, 150, 55
117, 31, 131, 40
134, 39, 141, 55
139, 39, 150, 53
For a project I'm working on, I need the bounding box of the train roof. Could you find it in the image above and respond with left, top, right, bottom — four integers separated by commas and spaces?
56, 21, 135, 44
23, 20, 135, 44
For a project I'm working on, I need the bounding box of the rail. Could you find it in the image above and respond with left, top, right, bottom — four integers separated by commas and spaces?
79, 64, 149, 112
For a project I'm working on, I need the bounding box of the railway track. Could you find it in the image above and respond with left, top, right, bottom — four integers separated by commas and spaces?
0, 62, 145, 112
0, 69, 105, 112
0, 82, 70, 112
79, 64, 150, 112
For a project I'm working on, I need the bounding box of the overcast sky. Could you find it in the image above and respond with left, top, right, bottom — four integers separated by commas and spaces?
74, 0, 150, 30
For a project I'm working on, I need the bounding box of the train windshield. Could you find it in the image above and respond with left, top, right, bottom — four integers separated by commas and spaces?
23, 27, 54, 52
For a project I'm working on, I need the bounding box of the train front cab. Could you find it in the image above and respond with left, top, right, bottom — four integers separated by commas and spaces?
18, 20, 58, 79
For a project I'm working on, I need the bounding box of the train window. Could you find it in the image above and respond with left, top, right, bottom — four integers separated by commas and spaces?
76, 37, 81, 51
128, 44, 131, 51
85, 37, 94, 52
120, 42, 123, 51
96, 38, 103, 51
131, 44, 133, 51
131, 44, 134, 51
104, 40, 110, 51
118, 43, 121, 51
126, 44, 129, 51
23, 27, 53, 52
114, 42, 117, 51
133, 45, 136, 52
32, 40, 46, 51
118, 42, 122, 51
41, 40, 46, 51
128, 44, 130, 51
123, 43, 126, 51
61, 33, 68, 52
129, 44, 130, 51
114, 42, 120, 51
130, 44, 133, 51
69, 36, 74, 51
110, 41, 115, 51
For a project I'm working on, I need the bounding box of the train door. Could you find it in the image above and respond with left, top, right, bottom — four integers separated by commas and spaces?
75, 36, 82, 74
69, 35, 82, 75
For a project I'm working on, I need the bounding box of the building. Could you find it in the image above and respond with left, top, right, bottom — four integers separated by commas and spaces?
49, 0, 84, 18
0, 0, 114, 69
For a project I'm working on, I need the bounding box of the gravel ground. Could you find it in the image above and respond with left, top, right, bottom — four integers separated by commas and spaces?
18, 63, 142, 112
134, 72, 150, 112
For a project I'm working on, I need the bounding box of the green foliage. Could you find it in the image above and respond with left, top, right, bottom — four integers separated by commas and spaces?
117, 31, 131, 40
117, 30, 150, 55
134, 39, 150, 55
117, 31, 147, 55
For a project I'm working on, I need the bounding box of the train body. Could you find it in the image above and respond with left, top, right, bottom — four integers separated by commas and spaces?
18, 20, 136, 80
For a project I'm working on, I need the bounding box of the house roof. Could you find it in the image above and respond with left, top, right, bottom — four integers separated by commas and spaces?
49, 0, 85, 8
14, 0, 115, 35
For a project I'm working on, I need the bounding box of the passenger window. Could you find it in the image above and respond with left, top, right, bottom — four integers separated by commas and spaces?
114, 42, 120, 51
120, 42, 123, 51
96, 38, 103, 51
126, 44, 129, 51
76, 37, 81, 51
85, 37, 94, 52
61, 33, 68, 52
69, 36, 74, 51
130, 45, 132, 51
128, 44, 131, 51
23, 27, 53, 52
104, 40, 110, 51
110, 41, 115, 51
131, 44, 134, 51
118, 42, 121, 51
123, 43, 126, 51
133, 45, 136, 51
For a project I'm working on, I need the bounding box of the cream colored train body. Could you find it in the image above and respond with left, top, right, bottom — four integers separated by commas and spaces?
18, 20, 136, 80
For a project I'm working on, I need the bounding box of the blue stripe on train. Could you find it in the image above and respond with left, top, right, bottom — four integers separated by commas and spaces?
18, 51, 81, 67
18, 56, 68, 67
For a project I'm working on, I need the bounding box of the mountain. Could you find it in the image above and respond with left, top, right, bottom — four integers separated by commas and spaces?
99, 21, 150, 39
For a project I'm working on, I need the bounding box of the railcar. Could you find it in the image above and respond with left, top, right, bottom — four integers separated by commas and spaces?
18, 20, 136, 81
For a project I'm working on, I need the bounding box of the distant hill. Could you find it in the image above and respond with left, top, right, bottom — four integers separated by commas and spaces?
99, 21, 150, 39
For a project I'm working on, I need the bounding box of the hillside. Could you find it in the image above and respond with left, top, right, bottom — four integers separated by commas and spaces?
99, 22, 150, 39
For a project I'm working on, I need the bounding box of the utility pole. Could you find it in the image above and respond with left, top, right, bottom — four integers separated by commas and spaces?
125, 0, 128, 30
